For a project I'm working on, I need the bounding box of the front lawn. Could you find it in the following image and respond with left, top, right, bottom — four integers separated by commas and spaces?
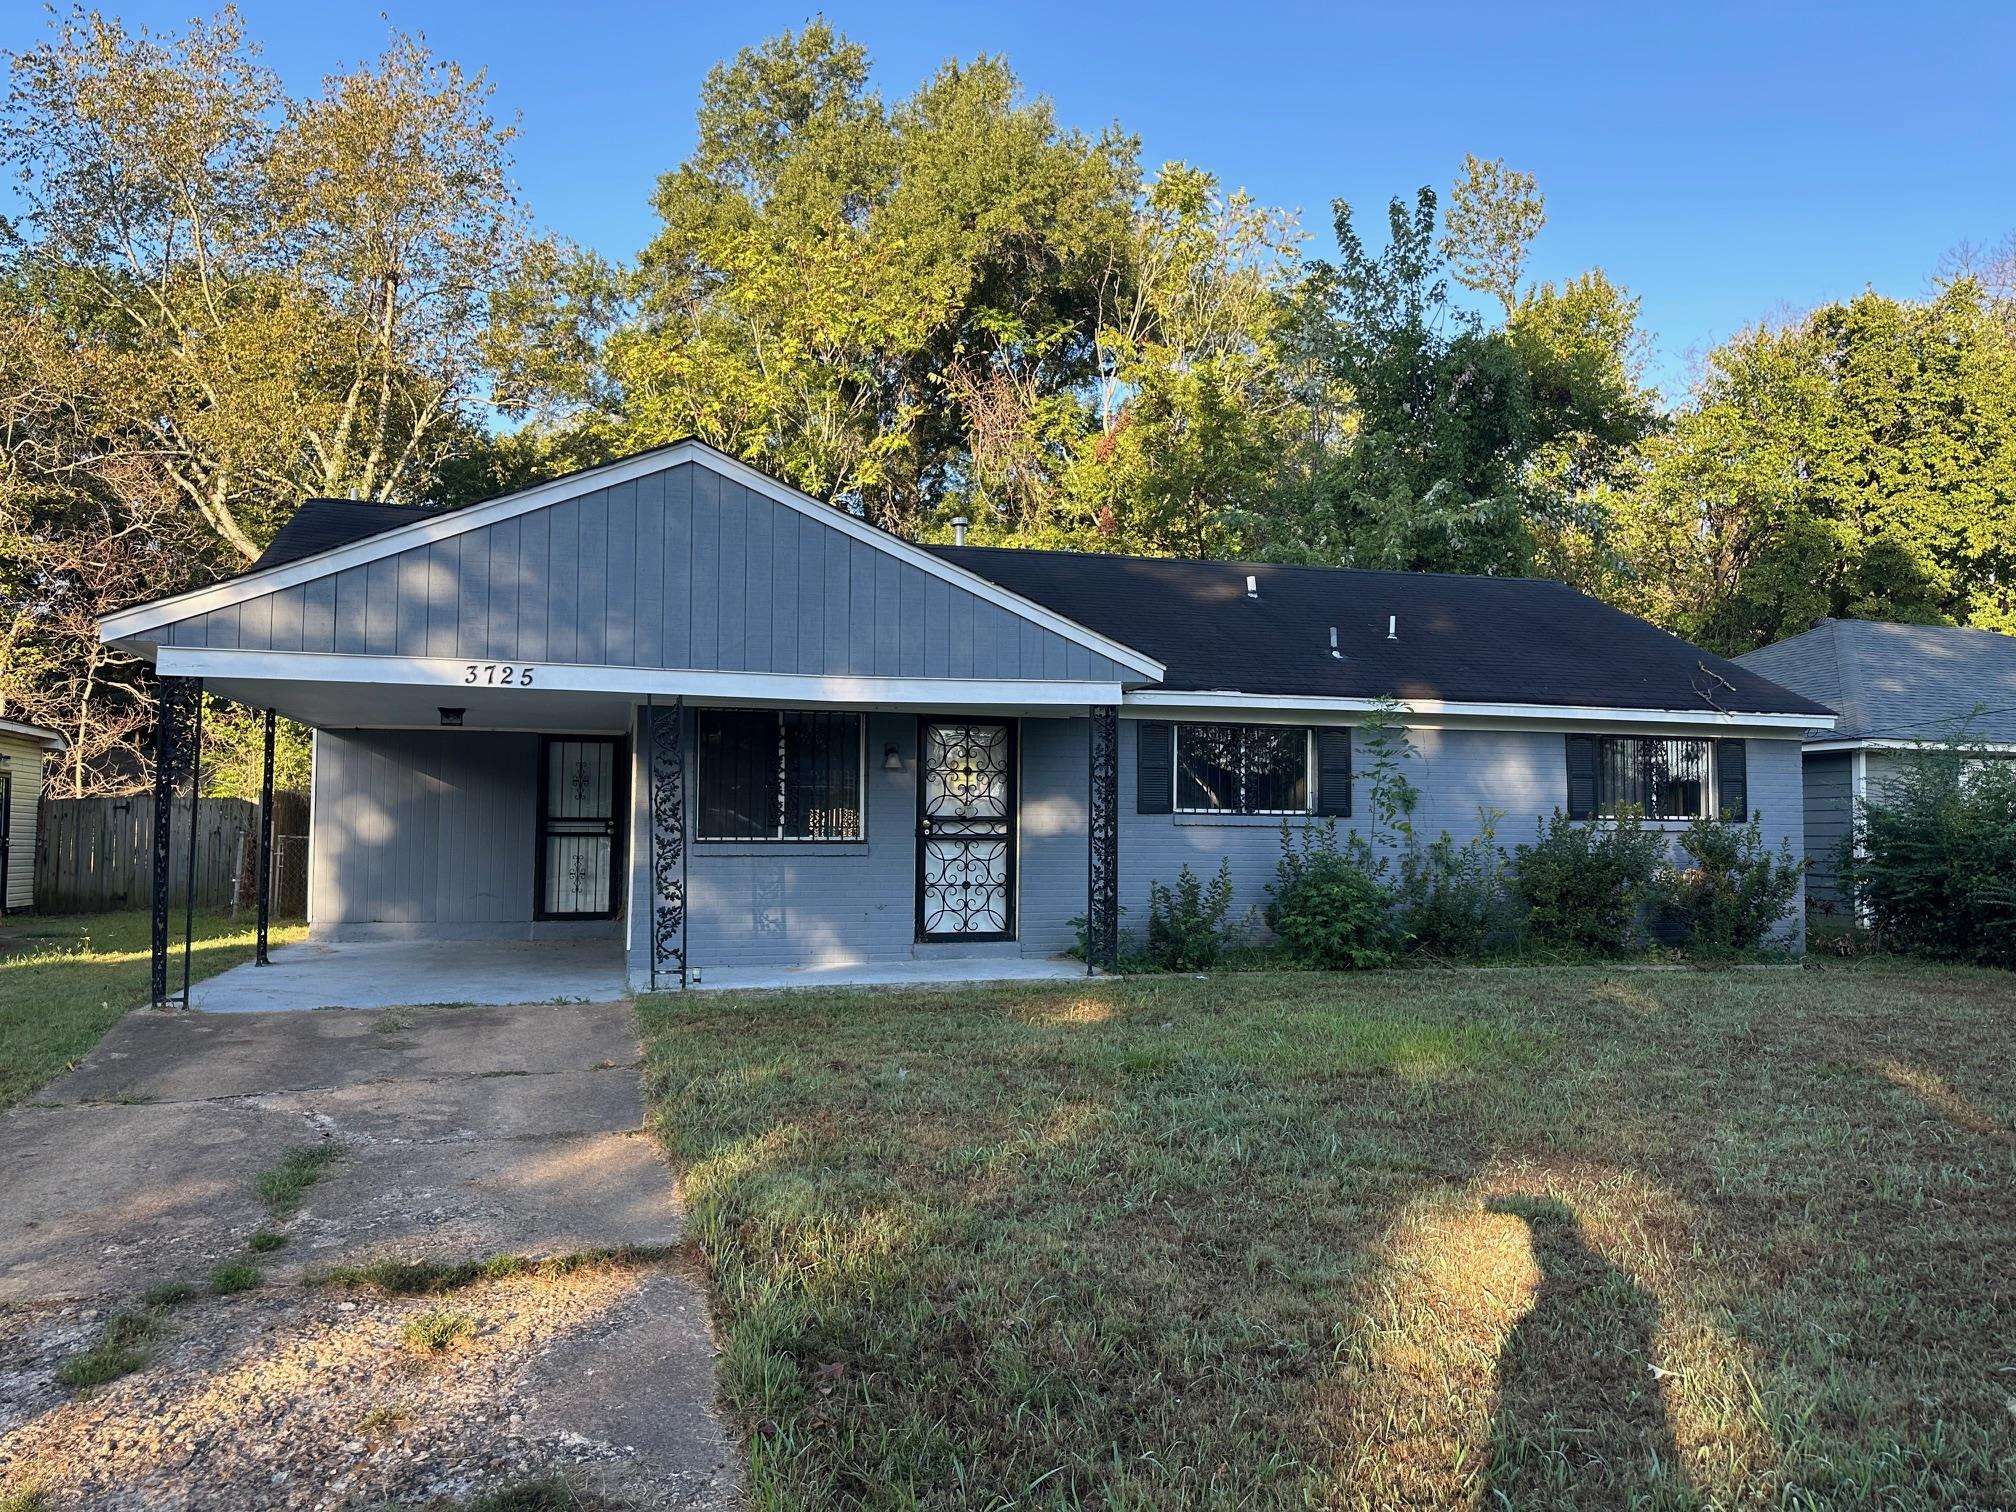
0, 909, 306, 1109
639, 965, 2015, 1509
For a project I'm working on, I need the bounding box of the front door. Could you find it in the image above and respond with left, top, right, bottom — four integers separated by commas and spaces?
916, 719, 1016, 941
536, 737, 622, 920
0, 773, 10, 917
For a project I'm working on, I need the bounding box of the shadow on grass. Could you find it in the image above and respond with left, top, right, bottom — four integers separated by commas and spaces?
1485, 1194, 1682, 1504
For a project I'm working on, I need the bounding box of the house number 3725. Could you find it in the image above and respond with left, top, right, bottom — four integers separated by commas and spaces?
462, 663, 537, 686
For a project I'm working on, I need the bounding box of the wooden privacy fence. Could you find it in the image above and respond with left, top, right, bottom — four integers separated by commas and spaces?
36, 792, 309, 915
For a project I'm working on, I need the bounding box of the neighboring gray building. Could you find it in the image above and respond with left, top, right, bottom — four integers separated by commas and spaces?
1737, 619, 2016, 910
104, 440, 1831, 989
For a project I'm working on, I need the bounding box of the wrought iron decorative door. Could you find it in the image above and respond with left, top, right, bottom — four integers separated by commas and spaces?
916, 719, 1016, 941
537, 737, 621, 920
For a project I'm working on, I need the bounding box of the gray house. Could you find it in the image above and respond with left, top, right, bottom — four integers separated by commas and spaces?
1737, 619, 2016, 909
103, 441, 1832, 993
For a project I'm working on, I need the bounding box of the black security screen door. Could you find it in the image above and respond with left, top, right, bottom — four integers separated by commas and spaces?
0, 773, 10, 916
916, 719, 1016, 941
537, 737, 621, 920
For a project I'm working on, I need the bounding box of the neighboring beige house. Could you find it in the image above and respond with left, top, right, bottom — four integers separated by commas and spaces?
0, 718, 66, 914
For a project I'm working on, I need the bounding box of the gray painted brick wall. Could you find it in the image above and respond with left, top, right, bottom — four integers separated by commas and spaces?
317, 715, 1807, 964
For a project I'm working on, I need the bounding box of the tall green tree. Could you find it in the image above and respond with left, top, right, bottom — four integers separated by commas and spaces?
1606, 281, 2016, 651
602, 24, 1138, 533
0, 7, 550, 790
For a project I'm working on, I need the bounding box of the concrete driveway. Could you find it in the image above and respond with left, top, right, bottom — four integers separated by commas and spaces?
0, 999, 737, 1507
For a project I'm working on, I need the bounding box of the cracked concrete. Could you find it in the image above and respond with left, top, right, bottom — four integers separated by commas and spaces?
0, 999, 739, 1507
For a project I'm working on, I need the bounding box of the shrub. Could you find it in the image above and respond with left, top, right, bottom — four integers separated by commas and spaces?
1265, 822, 1401, 969
1655, 815, 1804, 953
1512, 810, 1666, 954
1394, 815, 1524, 958
1144, 861, 1237, 971
1849, 749, 2016, 968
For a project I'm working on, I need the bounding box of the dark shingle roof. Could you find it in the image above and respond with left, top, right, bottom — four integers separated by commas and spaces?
931, 546, 1833, 715
251, 498, 444, 571
223, 497, 1831, 716
1736, 619, 2016, 743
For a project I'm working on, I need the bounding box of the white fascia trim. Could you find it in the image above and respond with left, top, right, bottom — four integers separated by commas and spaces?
152, 647, 1125, 709
100, 440, 1166, 681
1121, 689, 1832, 732
1805, 736, 2016, 754
0, 717, 68, 750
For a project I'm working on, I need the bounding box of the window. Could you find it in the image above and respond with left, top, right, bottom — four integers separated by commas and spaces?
1174, 723, 1311, 814
697, 709, 863, 841
1596, 736, 1716, 820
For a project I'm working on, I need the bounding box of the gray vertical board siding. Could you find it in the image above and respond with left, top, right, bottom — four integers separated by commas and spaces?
633, 476, 663, 668
364, 558, 398, 655
717, 481, 747, 670
577, 486, 610, 666
606, 480, 638, 667
309, 729, 541, 936
661, 467, 692, 669
1802, 750, 1855, 907
335, 563, 368, 654
1016, 716, 1089, 954
689, 467, 720, 668
153, 460, 1130, 682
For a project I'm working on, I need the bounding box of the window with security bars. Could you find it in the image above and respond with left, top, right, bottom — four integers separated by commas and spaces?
697, 710, 864, 840
1174, 723, 1311, 814
1596, 736, 1716, 820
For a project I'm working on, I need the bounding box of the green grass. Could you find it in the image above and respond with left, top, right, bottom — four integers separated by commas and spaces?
208, 1262, 261, 1296
400, 1307, 476, 1354
141, 1281, 193, 1308
639, 962, 2016, 1509
314, 1246, 672, 1296
0, 908, 307, 1110
245, 1228, 287, 1253
54, 1309, 163, 1391
255, 1144, 343, 1217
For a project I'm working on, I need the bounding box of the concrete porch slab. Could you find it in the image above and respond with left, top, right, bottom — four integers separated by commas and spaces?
188, 938, 629, 1012
685, 954, 1089, 993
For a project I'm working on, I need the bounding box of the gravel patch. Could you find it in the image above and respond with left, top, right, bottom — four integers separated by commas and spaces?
0, 1260, 733, 1509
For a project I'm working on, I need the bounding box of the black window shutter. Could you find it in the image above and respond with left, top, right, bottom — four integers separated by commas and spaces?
1717, 739, 1748, 821
1314, 728, 1353, 816
1565, 734, 1599, 819
1136, 721, 1172, 814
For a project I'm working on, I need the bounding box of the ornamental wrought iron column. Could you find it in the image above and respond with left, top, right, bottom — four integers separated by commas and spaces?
1086, 705, 1119, 973
647, 698, 688, 991
149, 676, 199, 1009
254, 707, 276, 966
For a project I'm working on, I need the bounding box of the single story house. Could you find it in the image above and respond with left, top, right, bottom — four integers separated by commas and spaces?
102, 441, 1833, 992
0, 717, 67, 915
1737, 618, 2016, 909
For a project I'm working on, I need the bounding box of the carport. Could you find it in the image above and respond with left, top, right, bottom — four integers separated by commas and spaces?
189, 936, 630, 1013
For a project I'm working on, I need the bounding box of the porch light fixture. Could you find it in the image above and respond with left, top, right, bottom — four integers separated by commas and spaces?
883, 742, 903, 771
439, 707, 465, 727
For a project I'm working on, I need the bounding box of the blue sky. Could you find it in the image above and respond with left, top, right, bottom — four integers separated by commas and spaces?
8, 1, 2014, 398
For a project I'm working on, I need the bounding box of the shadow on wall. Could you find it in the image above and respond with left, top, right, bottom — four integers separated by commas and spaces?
1485, 1194, 1682, 1501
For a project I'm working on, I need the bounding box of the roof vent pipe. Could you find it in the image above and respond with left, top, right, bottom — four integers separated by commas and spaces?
1245, 574, 1259, 599
951, 516, 969, 546
1387, 615, 1399, 641
1329, 626, 1343, 659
